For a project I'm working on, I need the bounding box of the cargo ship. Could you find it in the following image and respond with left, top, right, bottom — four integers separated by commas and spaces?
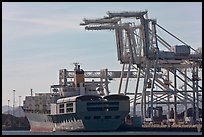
22, 64, 130, 132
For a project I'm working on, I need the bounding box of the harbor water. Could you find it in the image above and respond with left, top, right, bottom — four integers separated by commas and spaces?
2, 130, 202, 135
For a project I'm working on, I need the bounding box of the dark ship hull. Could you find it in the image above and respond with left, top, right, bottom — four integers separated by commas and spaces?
25, 108, 129, 132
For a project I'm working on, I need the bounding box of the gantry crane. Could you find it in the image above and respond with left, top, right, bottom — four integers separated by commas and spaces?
79, 10, 202, 125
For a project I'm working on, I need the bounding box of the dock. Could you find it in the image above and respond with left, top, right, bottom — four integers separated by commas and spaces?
117, 123, 202, 132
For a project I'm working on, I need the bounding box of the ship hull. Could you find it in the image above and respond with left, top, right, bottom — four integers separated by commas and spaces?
24, 112, 54, 132
25, 111, 128, 132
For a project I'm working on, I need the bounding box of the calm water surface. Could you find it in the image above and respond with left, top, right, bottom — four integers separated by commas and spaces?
2, 130, 202, 135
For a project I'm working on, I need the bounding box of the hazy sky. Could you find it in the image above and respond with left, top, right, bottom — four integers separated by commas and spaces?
2, 2, 202, 106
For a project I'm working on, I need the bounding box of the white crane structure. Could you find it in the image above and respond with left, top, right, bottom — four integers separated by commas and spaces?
79, 11, 202, 125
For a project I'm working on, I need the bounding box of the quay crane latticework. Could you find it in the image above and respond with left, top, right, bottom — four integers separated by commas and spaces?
79, 11, 202, 125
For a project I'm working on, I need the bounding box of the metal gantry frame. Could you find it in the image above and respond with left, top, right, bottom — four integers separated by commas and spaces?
79, 10, 202, 125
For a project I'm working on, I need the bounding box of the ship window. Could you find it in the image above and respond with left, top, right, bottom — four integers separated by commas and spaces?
60, 104, 64, 108
93, 116, 101, 119
85, 116, 91, 120
59, 109, 64, 113
66, 102, 73, 113
66, 103, 73, 107
104, 116, 111, 119
115, 115, 120, 119
66, 108, 73, 112
104, 107, 119, 111
87, 107, 103, 111
87, 102, 102, 106
104, 102, 119, 106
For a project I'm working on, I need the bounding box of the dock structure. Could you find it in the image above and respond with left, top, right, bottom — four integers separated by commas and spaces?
77, 11, 202, 126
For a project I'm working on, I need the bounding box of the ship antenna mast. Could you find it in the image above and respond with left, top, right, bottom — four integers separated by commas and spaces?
73, 62, 80, 70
